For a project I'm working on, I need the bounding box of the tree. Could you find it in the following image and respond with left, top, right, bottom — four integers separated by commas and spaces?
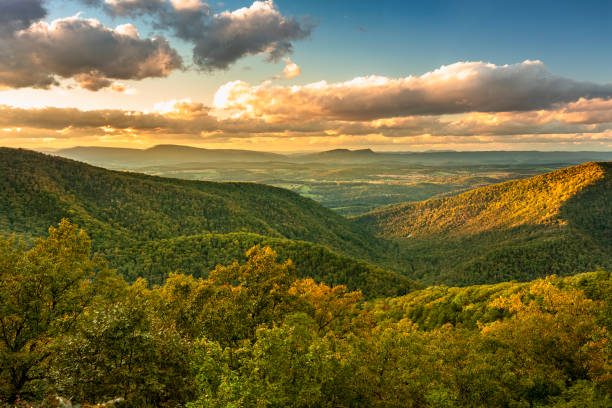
189, 313, 338, 408
289, 278, 363, 334
205, 245, 297, 345
0, 219, 108, 402
52, 278, 195, 406
481, 277, 611, 405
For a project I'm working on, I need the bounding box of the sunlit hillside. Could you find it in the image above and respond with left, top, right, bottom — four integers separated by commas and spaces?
356, 162, 612, 285
357, 161, 611, 238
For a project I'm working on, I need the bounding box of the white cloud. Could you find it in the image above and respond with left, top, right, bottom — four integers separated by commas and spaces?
169, 0, 203, 11
93, 0, 313, 71
115, 23, 139, 38
213, 61, 612, 120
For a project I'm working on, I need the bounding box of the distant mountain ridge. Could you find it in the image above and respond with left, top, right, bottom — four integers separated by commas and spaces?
292, 149, 612, 165
52, 144, 286, 168
47, 145, 612, 169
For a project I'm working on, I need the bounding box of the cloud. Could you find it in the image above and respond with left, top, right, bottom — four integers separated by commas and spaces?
169, 0, 204, 11
103, 0, 167, 16
3, 94, 612, 146
0, 102, 215, 133
0, 15, 182, 91
3, 68, 612, 149
191, 1, 312, 70
0, 0, 46, 33
282, 58, 301, 79
213, 61, 612, 121
102, 0, 207, 14
73, 73, 114, 92
91, 0, 313, 71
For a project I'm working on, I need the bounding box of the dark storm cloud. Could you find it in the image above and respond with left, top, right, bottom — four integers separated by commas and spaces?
0, 0, 47, 33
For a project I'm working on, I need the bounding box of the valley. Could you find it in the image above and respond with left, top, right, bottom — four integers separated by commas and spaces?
51, 145, 612, 216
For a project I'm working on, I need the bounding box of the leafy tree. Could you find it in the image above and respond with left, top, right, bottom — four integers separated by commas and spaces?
0, 219, 109, 403
205, 245, 297, 345
289, 279, 363, 334
52, 278, 194, 406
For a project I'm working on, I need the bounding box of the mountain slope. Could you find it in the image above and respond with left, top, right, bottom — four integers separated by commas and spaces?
357, 162, 610, 238
368, 270, 611, 330
0, 148, 408, 294
114, 232, 418, 299
355, 162, 612, 285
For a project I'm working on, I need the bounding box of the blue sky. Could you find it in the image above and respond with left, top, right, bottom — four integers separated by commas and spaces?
46, 0, 612, 84
286, 0, 612, 82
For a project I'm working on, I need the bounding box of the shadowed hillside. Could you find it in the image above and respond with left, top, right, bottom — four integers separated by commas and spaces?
0, 148, 413, 296
114, 232, 418, 299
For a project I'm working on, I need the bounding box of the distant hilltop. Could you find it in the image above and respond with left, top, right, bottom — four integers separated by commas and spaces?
40, 144, 612, 169
51, 144, 286, 168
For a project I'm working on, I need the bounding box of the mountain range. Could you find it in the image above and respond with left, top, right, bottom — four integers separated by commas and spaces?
2, 147, 611, 291
48, 144, 612, 169
0, 147, 411, 298
51, 145, 285, 169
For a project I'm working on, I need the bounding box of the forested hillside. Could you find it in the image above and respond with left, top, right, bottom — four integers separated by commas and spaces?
1, 223, 610, 406
356, 162, 612, 285
0, 148, 383, 257
114, 232, 418, 299
0, 148, 415, 296
2, 148, 610, 291
357, 161, 610, 238
368, 269, 612, 330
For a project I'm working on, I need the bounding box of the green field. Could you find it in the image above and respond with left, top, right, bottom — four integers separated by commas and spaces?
136, 162, 564, 215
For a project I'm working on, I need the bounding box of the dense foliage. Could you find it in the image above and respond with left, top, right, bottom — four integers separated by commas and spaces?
0, 148, 385, 261
113, 232, 418, 299
1, 222, 610, 407
0, 148, 425, 295
3, 148, 611, 290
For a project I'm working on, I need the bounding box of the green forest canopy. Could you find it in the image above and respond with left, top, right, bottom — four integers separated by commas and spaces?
1, 148, 610, 290
1, 221, 610, 407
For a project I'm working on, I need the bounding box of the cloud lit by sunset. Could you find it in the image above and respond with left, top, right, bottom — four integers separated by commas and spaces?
0, 0, 611, 151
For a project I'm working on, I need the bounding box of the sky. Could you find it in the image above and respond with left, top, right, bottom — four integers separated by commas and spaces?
1, 0, 612, 151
